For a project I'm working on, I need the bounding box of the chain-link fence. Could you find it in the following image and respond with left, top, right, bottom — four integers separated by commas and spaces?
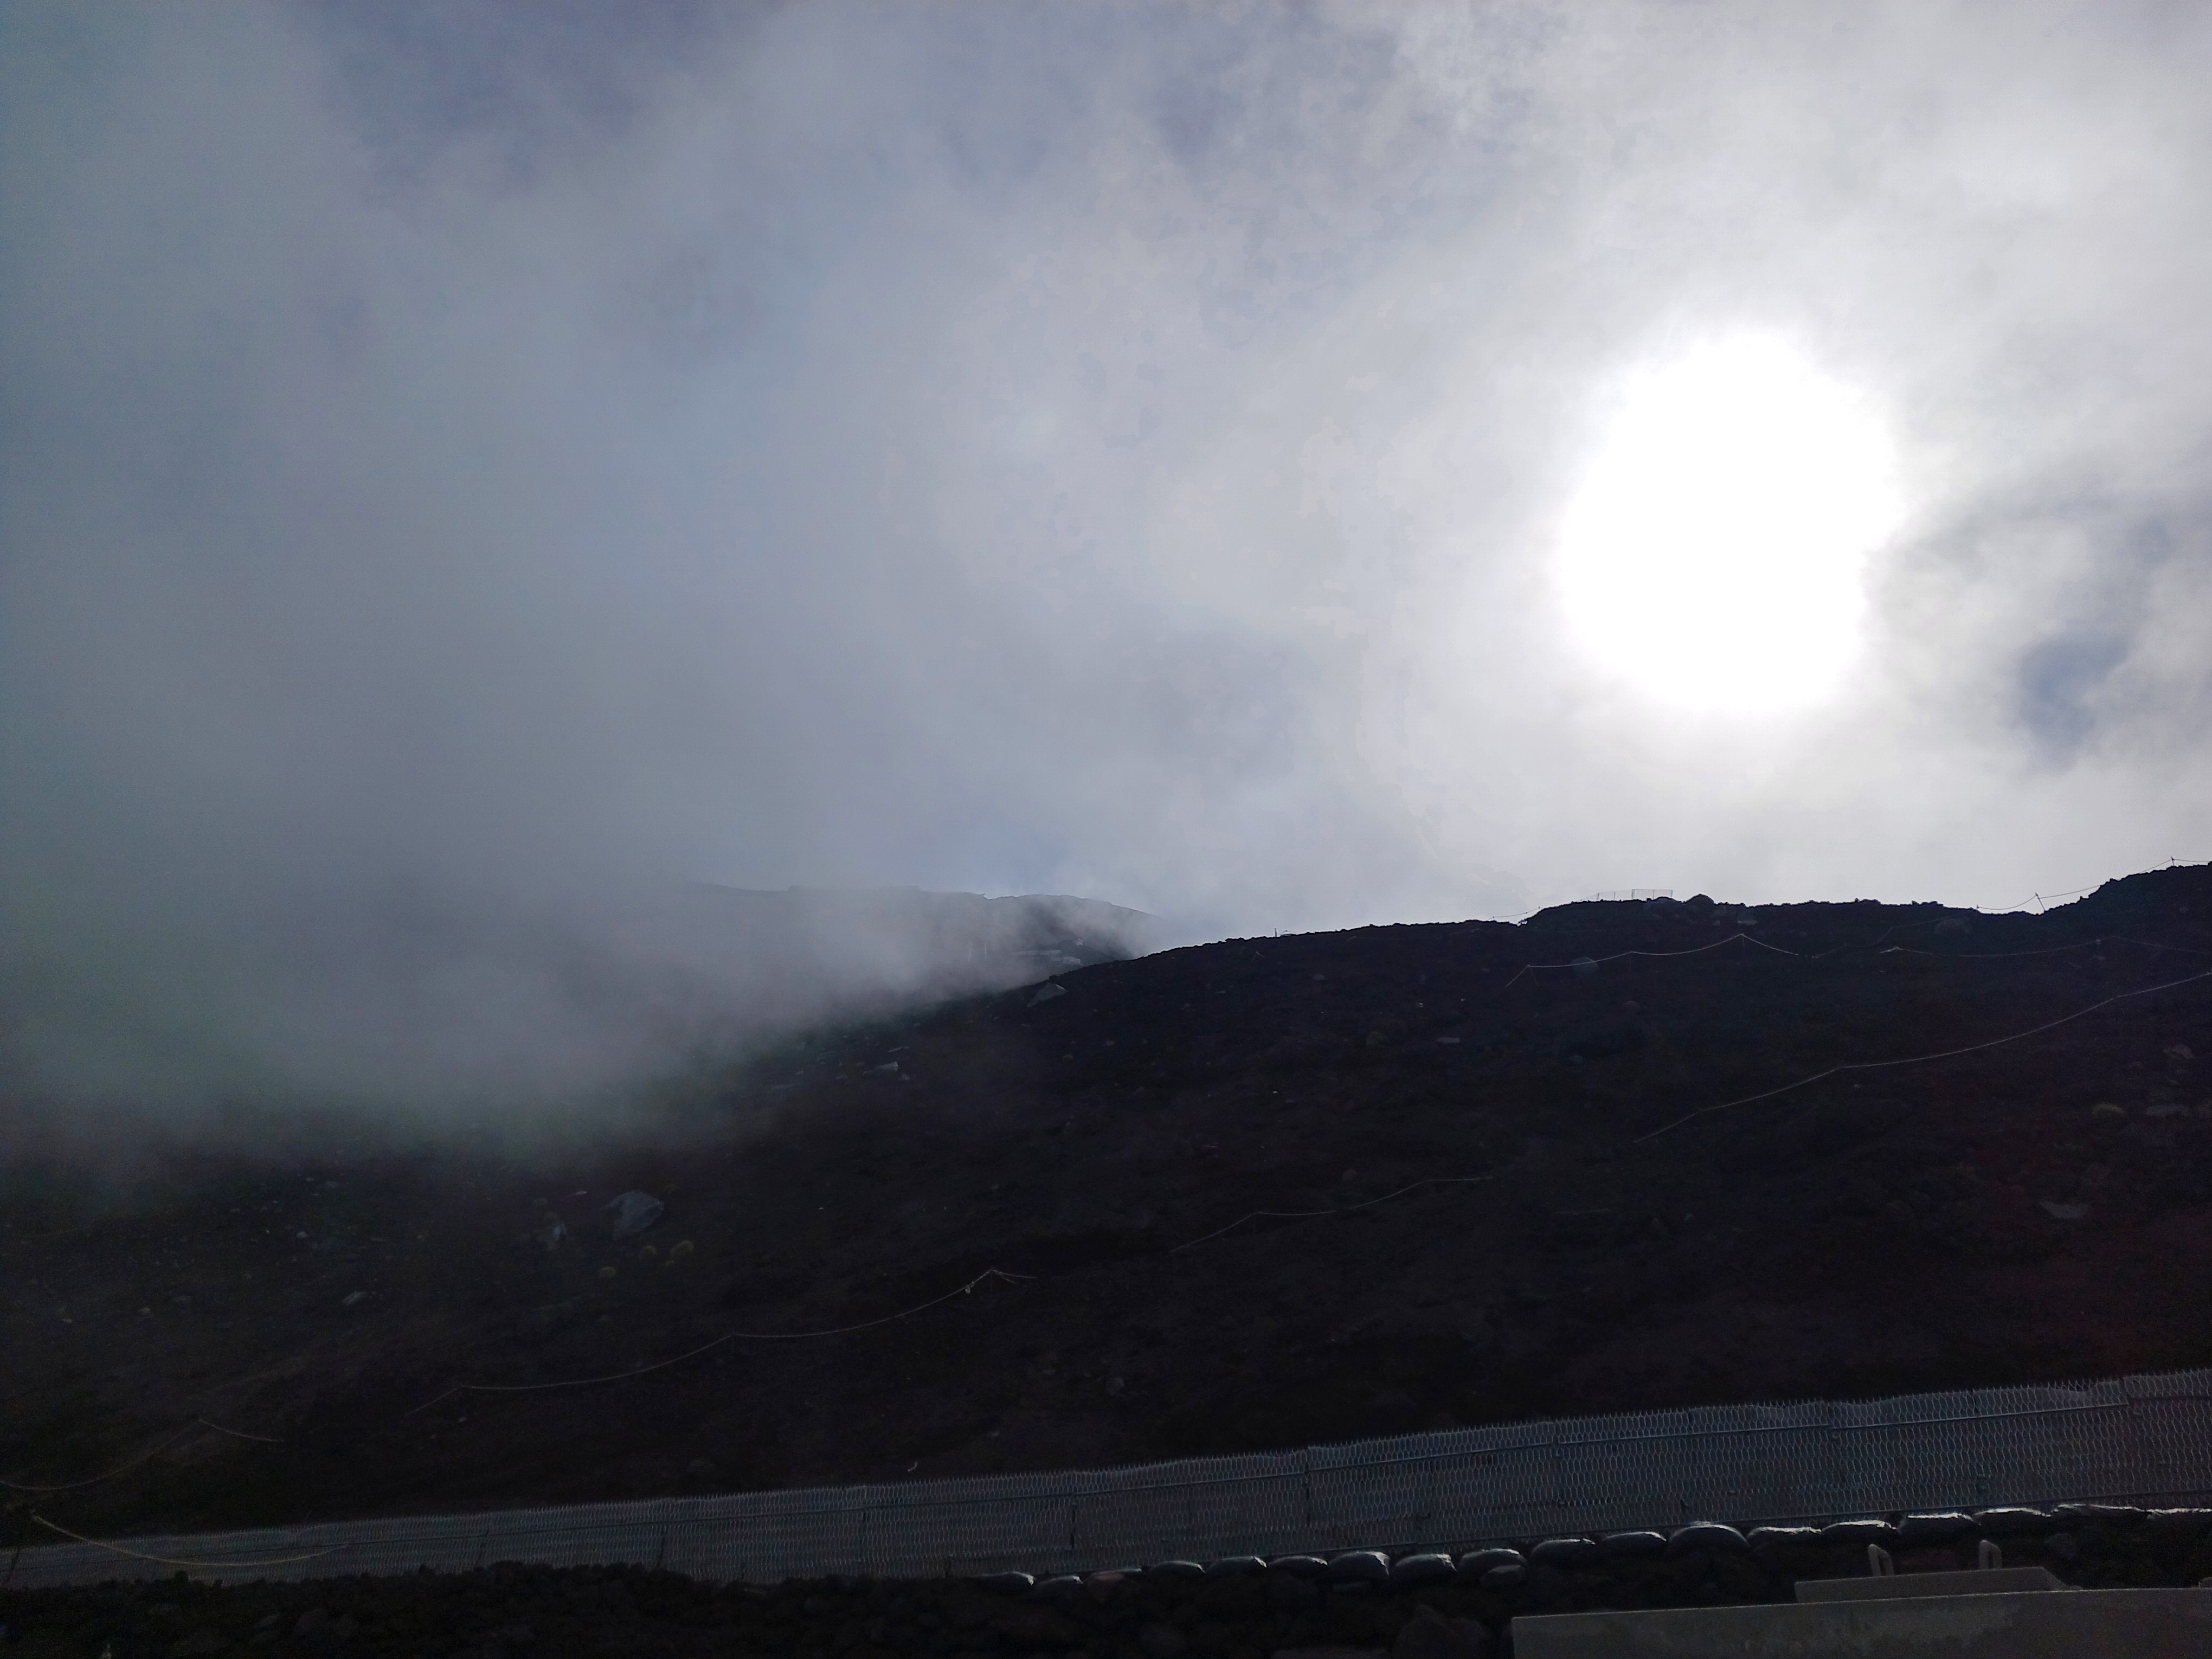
11, 1367, 2211, 1590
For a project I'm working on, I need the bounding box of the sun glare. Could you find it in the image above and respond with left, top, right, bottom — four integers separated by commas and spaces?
1555, 335, 1903, 715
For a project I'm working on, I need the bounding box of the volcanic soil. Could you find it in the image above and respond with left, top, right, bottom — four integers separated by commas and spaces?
7, 866, 2212, 1549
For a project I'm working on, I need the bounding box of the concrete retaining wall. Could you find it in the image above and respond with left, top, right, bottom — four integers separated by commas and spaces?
9, 1365, 2212, 1590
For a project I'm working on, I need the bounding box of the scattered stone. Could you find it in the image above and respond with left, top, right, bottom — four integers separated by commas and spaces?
603, 1191, 665, 1240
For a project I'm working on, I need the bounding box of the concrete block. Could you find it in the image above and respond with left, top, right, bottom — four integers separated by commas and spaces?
1796, 1565, 2059, 1602
1509, 1586, 2212, 1657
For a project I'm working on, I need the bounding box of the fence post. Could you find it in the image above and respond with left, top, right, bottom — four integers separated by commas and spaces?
2119, 1378, 2146, 1502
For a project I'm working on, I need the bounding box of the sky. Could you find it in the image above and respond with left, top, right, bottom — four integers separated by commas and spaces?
4, 1, 2210, 1110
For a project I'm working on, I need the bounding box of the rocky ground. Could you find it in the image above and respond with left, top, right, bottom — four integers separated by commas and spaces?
4, 865, 2211, 1552
7, 1507, 2212, 1659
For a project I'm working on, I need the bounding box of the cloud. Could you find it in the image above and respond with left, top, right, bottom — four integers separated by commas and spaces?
3, 0, 2209, 1110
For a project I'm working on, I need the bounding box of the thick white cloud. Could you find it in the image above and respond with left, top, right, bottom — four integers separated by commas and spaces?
3, 1, 2209, 1107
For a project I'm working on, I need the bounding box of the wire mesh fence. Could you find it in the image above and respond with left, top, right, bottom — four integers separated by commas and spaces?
10, 1367, 2212, 1591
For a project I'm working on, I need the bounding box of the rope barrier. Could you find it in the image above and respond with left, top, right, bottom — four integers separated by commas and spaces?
27, 1513, 346, 1570
196, 1417, 282, 1444
1632, 965, 2212, 1144
406, 1268, 1037, 1416
16, 884, 2205, 1490
0, 1417, 281, 1494
0, 1423, 202, 1494
1500, 927, 2209, 991
1168, 1176, 1495, 1255
1497, 931, 1793, 989
1881, 934, 2212, 963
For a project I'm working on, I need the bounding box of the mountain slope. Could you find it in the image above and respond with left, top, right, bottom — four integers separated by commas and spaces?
4, 866, 2210, 1543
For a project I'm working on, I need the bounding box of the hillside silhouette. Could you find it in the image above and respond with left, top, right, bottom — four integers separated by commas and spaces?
5, 865, 2210, 1546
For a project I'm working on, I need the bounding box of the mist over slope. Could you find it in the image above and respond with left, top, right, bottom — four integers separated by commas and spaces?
0, 883, 1165, 1120
4, 861, 2207, 1541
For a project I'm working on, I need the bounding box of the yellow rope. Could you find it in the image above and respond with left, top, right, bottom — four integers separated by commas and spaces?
29, 1513, 345, 1570
1636, 965, 2212, 1143
408, 1267, 1036, 1414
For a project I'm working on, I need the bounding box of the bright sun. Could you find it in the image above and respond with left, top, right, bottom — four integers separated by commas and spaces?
1555, 334, 1903, 715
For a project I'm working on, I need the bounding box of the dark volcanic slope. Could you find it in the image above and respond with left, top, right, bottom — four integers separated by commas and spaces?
6, 867, 2212, 1545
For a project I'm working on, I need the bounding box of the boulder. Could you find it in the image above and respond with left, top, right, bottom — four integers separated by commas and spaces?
1667, 1523, 1750, 1555
1529, 1536, 1600, 1567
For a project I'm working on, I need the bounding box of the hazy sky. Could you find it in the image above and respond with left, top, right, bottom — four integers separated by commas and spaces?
5, 1, 2210, 1105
